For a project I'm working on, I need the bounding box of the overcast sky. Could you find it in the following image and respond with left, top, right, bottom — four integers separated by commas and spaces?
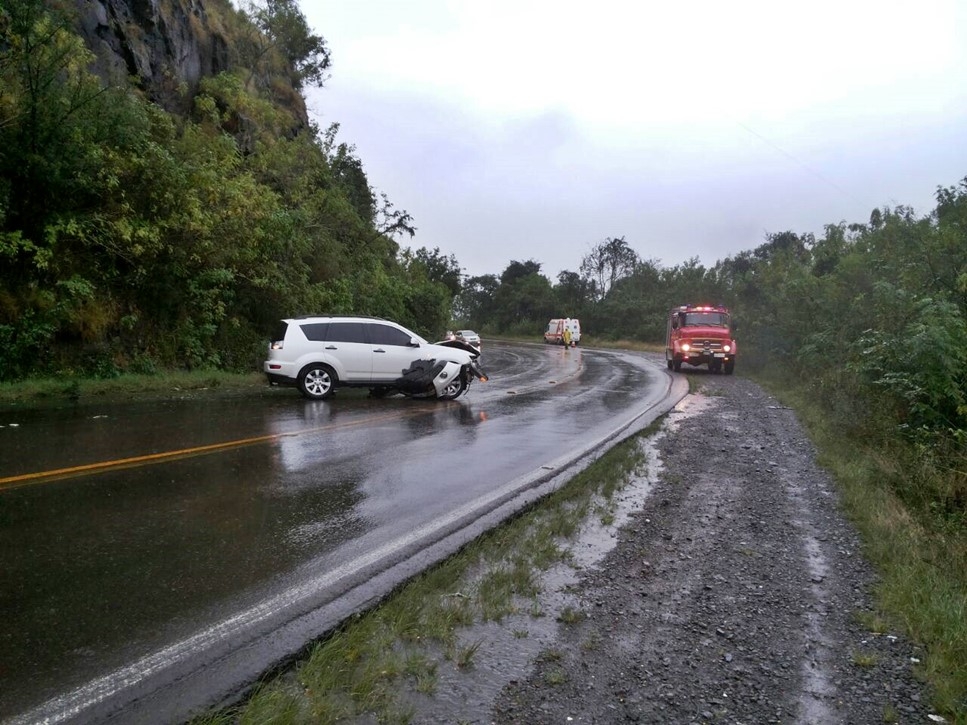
302, 1, 967, 281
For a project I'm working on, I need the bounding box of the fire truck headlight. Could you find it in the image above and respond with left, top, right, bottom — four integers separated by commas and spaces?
723, 344, 731, 352
681, 343, 690, 352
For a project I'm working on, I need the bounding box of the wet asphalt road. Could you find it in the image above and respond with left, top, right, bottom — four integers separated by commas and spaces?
0, 342, 680, 723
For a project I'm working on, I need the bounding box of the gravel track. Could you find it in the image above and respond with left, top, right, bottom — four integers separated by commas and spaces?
489, 374, 933, 724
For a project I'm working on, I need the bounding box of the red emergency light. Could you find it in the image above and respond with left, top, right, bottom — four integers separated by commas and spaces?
681, 304, 728, 313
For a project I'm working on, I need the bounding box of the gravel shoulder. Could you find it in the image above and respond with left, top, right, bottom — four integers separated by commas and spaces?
490, 374, 933, 724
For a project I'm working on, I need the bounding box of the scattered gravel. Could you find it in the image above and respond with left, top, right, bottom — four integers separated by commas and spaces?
489, 374, 934, 724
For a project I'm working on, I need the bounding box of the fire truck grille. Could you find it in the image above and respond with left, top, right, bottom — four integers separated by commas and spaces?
693, 339, 724, 350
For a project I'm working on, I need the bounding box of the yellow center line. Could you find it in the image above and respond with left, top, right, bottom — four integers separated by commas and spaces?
0, 408, 425, 491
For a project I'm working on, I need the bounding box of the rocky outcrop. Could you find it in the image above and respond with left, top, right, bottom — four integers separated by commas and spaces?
75, 0, 228, 114
72, 0, 307, 128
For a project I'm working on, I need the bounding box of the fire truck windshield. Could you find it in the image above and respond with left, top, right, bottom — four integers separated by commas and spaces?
684, 312, 729, 327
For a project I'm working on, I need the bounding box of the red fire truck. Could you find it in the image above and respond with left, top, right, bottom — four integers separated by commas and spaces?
665, 304, 737, 374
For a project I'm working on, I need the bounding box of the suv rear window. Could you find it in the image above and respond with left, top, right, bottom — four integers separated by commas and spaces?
300, 322, 330, 341
271, 321, 289, 343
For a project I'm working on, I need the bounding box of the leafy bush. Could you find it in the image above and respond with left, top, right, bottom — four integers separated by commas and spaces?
849, 295, 967, 439
0, 316, 56, 381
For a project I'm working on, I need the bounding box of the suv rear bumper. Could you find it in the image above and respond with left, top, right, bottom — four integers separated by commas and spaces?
265, 371, 295, 386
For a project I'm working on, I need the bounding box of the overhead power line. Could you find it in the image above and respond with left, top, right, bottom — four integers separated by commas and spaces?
736, 120, 873, 210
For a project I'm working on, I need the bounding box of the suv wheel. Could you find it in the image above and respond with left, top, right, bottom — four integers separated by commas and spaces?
438, 377, 466, 400
298, 364, 336, 400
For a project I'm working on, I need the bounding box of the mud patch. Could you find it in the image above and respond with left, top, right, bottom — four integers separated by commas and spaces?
386, 434, 666, 723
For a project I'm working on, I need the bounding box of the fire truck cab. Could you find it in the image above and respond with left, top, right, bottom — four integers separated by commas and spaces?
665, 304, 737, 374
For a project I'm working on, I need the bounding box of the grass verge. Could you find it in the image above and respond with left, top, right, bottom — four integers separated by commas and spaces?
193, 426, 657, 724
755, 374, 967, 721
0, 370, 268, 410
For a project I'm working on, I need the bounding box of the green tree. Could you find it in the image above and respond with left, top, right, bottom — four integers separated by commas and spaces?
376, 192, 417, 239
599, 258, 667, 341
1, 0, 122, 245
401, 247, 463, 298
494, 260, 554, 333
500, 259, 543, 285
554, 270, 594, 318
580, 236, 639, 300
849, 292, 967, 437
328, 140, 375, 224
453, 274, 500, 329
0, 0, 161, 375
241, 0, 331, 89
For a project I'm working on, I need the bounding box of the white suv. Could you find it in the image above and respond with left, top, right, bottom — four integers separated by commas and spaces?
264, 316, 486, 400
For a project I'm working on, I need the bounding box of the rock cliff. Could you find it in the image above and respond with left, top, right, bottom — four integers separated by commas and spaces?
72, 0, 308, 127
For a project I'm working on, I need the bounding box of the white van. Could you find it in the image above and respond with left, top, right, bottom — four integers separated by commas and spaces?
543, 318, 581, 346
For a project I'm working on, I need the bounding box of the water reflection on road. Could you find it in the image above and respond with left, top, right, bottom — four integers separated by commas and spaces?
0, 343, 663, 720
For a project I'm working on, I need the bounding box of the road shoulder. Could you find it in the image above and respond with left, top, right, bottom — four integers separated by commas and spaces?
492, 375, 933, 723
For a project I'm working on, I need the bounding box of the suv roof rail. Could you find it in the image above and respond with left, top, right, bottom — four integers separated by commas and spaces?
289, 314, 388, 321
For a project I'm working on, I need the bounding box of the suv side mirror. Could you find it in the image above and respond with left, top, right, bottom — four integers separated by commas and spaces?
409, 336, 421, 346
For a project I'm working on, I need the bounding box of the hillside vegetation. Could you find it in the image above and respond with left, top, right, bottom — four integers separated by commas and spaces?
0, 0, 460, 378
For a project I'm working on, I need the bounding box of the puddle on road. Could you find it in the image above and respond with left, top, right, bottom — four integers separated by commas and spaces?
667, 391, 718, 429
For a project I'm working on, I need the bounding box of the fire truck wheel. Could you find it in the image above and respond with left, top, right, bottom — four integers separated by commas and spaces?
724, 360, 735, 375
667, 359, 673, 371
673, 359, 682, 372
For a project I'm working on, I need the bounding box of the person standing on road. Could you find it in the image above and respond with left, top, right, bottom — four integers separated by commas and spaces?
563, 325, 572, 349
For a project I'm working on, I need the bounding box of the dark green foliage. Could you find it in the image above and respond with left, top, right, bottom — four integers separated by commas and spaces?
553, 270, 593, 320
492, 261, 556, 333
0, 1, 442, 380
0, 312, 56, 379
850, 294, 966, 435
453, 274, 500, 329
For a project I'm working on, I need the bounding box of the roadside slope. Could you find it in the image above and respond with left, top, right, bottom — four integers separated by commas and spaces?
492, 375, 933, 724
